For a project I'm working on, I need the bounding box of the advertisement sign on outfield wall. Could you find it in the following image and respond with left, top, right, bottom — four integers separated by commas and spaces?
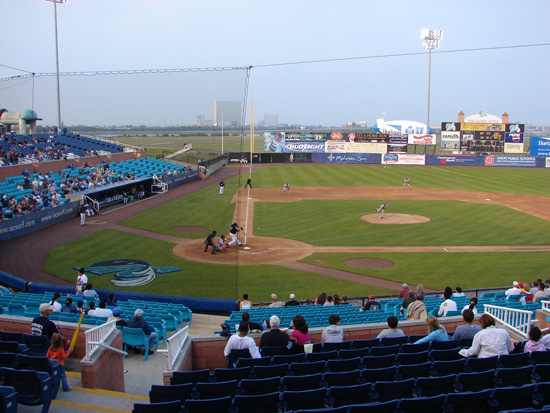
484, 156, 536, 167
441, 131, 461, 151
284, 142, 325, 152
383, 154, 426, 165
530, 137, 550, 157
546, 158, 550, 168
325, 140, 347, 153
432, 155, 478, 166
346, 142, 387, 153
325, 153, 371, 163
264, 132, 285, 152
504, 132, 524, 154
408, 134, 437, 145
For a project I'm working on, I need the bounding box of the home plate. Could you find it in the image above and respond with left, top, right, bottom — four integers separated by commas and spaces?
485, 198, 491, 201
243, 247, 251, 250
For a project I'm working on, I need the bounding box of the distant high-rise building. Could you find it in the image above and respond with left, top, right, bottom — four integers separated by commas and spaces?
264, 114, 278, 127
213, 101, 241, 126
196, 115, 205, 125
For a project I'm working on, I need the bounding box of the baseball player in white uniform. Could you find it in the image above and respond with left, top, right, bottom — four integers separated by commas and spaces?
403, 178, 411, 189
227, 222, 243, 247
377, 203, 387, 219
282, 182, 291, 195
219, 180, 225, 195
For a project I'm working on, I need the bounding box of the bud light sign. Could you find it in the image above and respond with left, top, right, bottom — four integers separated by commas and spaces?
284, 142, 325, 152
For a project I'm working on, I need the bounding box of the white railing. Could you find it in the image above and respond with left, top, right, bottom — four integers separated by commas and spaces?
166, 325, 189, 371
483, 304, 535, 340
541, 300, 550, 315
85, 320, 125, 361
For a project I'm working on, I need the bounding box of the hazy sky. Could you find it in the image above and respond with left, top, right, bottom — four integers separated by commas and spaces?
1, 0, 549, 127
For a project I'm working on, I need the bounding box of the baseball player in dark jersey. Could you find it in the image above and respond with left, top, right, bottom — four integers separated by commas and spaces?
227, 223, 243, 247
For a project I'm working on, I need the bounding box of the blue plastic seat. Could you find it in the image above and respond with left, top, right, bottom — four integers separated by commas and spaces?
279, 388, 329, 411
18, 355, 62, 399
195, 380, 238, 399
133, 400, 181, 413
183, 396, 232, 413
328, 382, 372, 407
122, 327, 152, 361
0, 385, 17, 413
236, 377, 280, 395
170, 369, 211, 385
148, 383, 193, 404
231, 391, 280, 413
23, 334, 50, 357
2, 367, 52, 413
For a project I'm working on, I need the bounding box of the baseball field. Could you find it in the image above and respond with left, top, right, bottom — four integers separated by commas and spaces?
40, 162, 550, 303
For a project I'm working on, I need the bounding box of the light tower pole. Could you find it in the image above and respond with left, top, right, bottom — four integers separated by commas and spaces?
46, 0, 66, 131
421, 29, 443, 152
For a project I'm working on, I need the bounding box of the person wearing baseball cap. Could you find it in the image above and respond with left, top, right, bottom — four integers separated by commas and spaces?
505, 281, 521, 298
127, 308, 158, 355
398, 283, 409, 299
285, 293, 299, 307
31, 303, 58, 340
268, 293, 284, 308
259, 315, 290, 350
107, 307, 127, 327
361, 295, 381, 311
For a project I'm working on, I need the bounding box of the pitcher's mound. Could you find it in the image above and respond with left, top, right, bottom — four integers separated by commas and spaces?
362, 214, 430, 224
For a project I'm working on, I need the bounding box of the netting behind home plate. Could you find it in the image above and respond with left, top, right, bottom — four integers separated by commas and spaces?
0, 67, 250, 128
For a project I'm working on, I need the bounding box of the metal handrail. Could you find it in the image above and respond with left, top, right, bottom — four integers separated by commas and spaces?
166, 325, 189, 371
483, 304, 534, 340
84, 320, 119, 361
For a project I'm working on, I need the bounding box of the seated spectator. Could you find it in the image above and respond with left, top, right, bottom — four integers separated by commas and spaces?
505, 281, 521, 298
452, 309, 481, 342
106, 293, 117, 307
361, 295, 381, 311
31, 303, 58, 340
324, 295, 335, 306
240, 294, 252, 311
401, 290, 416, 314
285, 293, 300, 307
61, 297, 77, 313
376, 316, 405, 342
224, 321, 261, 359
415, 316, 450, 344
83, 283, 99, 301
340, 295, 349, 305
452, 287, 466, 298
76, 301, 85, 314
107, 307, 127, 327
525, 326, 546, 353
333, 294, 341, 305
241, 312, 262, 332
268, 294, 284, 308
259, 315, 290, 349
86, 302, 96, 315
398, 283, 409, 299
406, 292, 427, 320
462, 297, 478, 315
533, 283, 550, 303
530, 280, 541, 295
321, 315, 343, 346
93, 301, 113, 318
50, 292, 62, 312
459, 314, 514, 359
127, 309, 158, 355
290, 315, 311, 345
438, 287, 458, 316
315, 292, 327, 306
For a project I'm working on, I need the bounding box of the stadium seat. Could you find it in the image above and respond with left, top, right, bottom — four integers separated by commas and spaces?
430, 359, 467, 376
323, 340, 352, 351
306, 350, 338, 363
533, 364, 550, 382
412, 374, 457, 397
496, 352, 530, 368
327, 382, 372, 407
490, 384, 539, 412
400, 341, 430, 353
361, 366, 397, 383
369, 378, 414, 402
454, 370, 495, 392
170, 369, 211, 386
18, 355, 62, 399
280, 373, 324, 392
0, 385, 17, 413
398, 395, 446, 412
236, 377, 280, 396
227, 348, 251, 368
148, 383, 194, 404
271, 353, 305, 364
493, 366, 536, 387
338, 347, 371, 359
323, 369, 364, 387
212, 366, 251, 382
23, 334, 50, 357
122, 327, 152, 361
395, 362, 431, 380
288, 361, 326, 376
326, 357, 364, 372
0, 331, 24, 343
236, 356, 271, 368
133, 401, 182, 413
443, 389, 494, 413
250, 363, 288, 379
370, 344, 400, 356
194, 380, 238, 399
183, 396, 232, 413
429, 347, 462, 361
528, 350, 550, 365
380, 336, 408, 347
362, 354, 395, 369
261, 346, 287, 357
430, 339, 458, 350
347, 400, 399, 413
230, 391, 280, 413
395, 350, 430, 365
279, 388, 329, 411
351, 338, 379, 349
463, 355, 498, 372
0, 353, 19, 368
2, 367, 52, 413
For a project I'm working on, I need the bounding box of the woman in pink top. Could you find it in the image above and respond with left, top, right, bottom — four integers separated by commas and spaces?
525, 326, 547, 353
291, 315, 311, 344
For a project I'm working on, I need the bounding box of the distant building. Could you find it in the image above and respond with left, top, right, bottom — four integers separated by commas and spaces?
263, 114, 278, 127
213, 101, 241, 126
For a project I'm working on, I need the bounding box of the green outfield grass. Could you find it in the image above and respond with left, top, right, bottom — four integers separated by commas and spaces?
42, 163, 550, 299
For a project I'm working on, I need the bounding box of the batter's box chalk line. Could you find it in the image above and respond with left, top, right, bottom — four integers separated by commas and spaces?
241, 248, 277, 255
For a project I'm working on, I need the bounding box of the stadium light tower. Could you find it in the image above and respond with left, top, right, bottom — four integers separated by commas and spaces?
46, 0, 67, 131
421, 29, 443, 148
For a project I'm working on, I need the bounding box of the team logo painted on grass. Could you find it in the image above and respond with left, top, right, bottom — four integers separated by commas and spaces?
72, 259, 181, 287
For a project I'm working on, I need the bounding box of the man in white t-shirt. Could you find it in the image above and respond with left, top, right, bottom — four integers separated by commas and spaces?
505, 281, 521, 298
76, 268, 88, 295
224, 321, 261, 359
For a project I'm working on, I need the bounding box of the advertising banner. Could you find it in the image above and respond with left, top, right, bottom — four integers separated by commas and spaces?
504, 132, 524, 153
432, 155, 478, 166
284, 142, 325, 152
547, 158, 550, 168
505, 123, 525, 133
484, 156, 537, 167
347, 133, 388, 143
441, 131, 461, 151
387, 136, 408, 153
408, 134, 436, 145
285, 133, 327, 141
383, 154, 426, 165
346, 142, 387, 154
325, 153, 371, 163
325, 140, 347, 153
461, 123, 505, 131
530, 137, 550, 157
441, 122, 461, 132
264, 132, 285, 152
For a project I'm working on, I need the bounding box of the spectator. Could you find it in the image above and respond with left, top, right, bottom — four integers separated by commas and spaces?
452, 287, 466, 298
401, 290, 416, 314
524, 326, 546, 353
31, 303, 58, 340
259, 315, 290, 349
268, 293, 284, 308
533, 283, 550, 303
61, 297, 77, 313
106, 293, 117, 307
321, 315, 344, 346
462, 297, 478, 315
505, 281, 521, 298
459, 314, 514, 359
50, 293, 62, 312
285, 293, 300, 307
406, 291, 428, 320
93, 301, 113, 318
75, 301, 85, 314
86, 302, 96, 315
324, 295, 335, 306
398, 283, 409, 299
241, 312, 262, 332
530, 281, 540, 295
361, 295, 381, 311
438, 287, 458, 316
376, 316, 405, 342
452, 309, 481, 342
83, 283, 99, 301
415, 316, 450, 344
240, 294, 252, 310
127, 309, 158, 355
75, 268, 88, 295
315, 292, 327, 306
46, 332, 72, 392
107, 307, 127, 327
291, 315, 311, 344
333, 294, 341, 305
224, 321, 261, 359
340, 296, 349, 305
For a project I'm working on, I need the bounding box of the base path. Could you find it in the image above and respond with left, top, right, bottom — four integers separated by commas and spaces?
173, 186, 550, 265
